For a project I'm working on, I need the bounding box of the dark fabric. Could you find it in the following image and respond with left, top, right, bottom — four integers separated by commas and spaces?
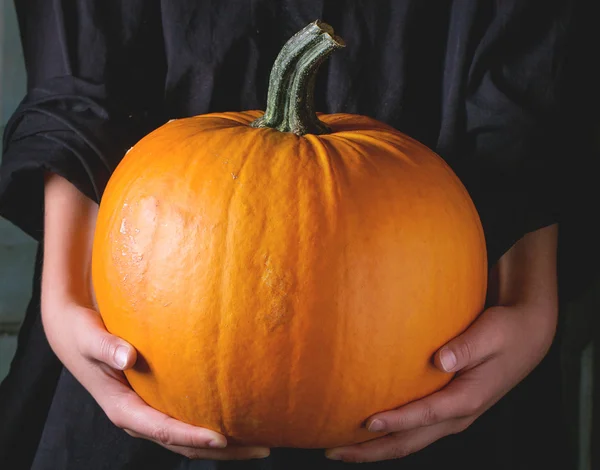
2, 0, 575, 262
0, 0, 595, 469
0, 246, 63, 466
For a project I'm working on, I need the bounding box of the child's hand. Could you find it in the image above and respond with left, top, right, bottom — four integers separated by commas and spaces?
325, 304, 557, 462
42, 302, 270, 460
41, 173, 270, 460
325, 224, 559, 463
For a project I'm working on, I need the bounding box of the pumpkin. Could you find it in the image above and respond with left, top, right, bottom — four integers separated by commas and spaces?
92, 21, 487, 449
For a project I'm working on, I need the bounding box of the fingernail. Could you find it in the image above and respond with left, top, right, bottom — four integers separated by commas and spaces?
440, 348, 457, 372
368, 419, 385, 432
114, 346, 129, 369
208, 439, 227, 448
325, 451, 342, 460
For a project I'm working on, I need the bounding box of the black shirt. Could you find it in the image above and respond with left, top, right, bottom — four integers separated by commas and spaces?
0, 1, 596, 469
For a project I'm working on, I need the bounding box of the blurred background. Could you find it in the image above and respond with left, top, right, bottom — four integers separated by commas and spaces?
0, 1, 597, 469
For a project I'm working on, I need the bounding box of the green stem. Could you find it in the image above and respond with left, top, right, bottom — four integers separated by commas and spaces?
251, 21, 345, 136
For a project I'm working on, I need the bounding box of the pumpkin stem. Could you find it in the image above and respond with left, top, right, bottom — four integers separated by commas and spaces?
251, 21, 345, 136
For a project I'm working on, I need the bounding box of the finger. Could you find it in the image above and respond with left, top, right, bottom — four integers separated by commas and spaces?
75, 308, 137, 370
365, 365, 495, 433
161, 445, 270, 461
434, 307, 507, 373
98, 383, 228, 449
326, 420, 462, 463
86, 365, 228, 450
125, 431, 270, 460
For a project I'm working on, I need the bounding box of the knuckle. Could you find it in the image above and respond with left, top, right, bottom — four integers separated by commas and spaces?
390, 414, 408, 430
150, 426, 174, 446
456, 340, 475, 363
98, 335, 116, 363
420, 404, 438, 426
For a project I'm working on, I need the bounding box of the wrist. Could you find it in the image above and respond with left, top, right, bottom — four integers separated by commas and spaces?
42, 172, 98, 309
492, 224, 559, 311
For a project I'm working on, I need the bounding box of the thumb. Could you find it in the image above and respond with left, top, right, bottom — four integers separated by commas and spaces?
99, 334, 137, 371
77, 308, 138, 370
433, 307, 505, 373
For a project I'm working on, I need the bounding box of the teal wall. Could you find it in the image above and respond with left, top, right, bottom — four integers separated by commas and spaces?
0, 0, 36, 380
1, 0, 25, 122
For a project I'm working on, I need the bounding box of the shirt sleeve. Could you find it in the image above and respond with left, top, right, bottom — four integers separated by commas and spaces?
455, 1, 575, 264
0, 0, 166, 240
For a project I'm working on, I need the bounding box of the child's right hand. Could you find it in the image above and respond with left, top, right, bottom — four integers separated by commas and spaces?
41, 173, 270, 461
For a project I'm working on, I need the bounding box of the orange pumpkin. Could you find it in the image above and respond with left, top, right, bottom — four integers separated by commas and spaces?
92, 21, 487, 449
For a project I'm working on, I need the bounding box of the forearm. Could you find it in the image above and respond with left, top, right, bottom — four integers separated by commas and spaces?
493, 224, 558, 307
488, 223, 559, 350
41, 173, 98, 313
